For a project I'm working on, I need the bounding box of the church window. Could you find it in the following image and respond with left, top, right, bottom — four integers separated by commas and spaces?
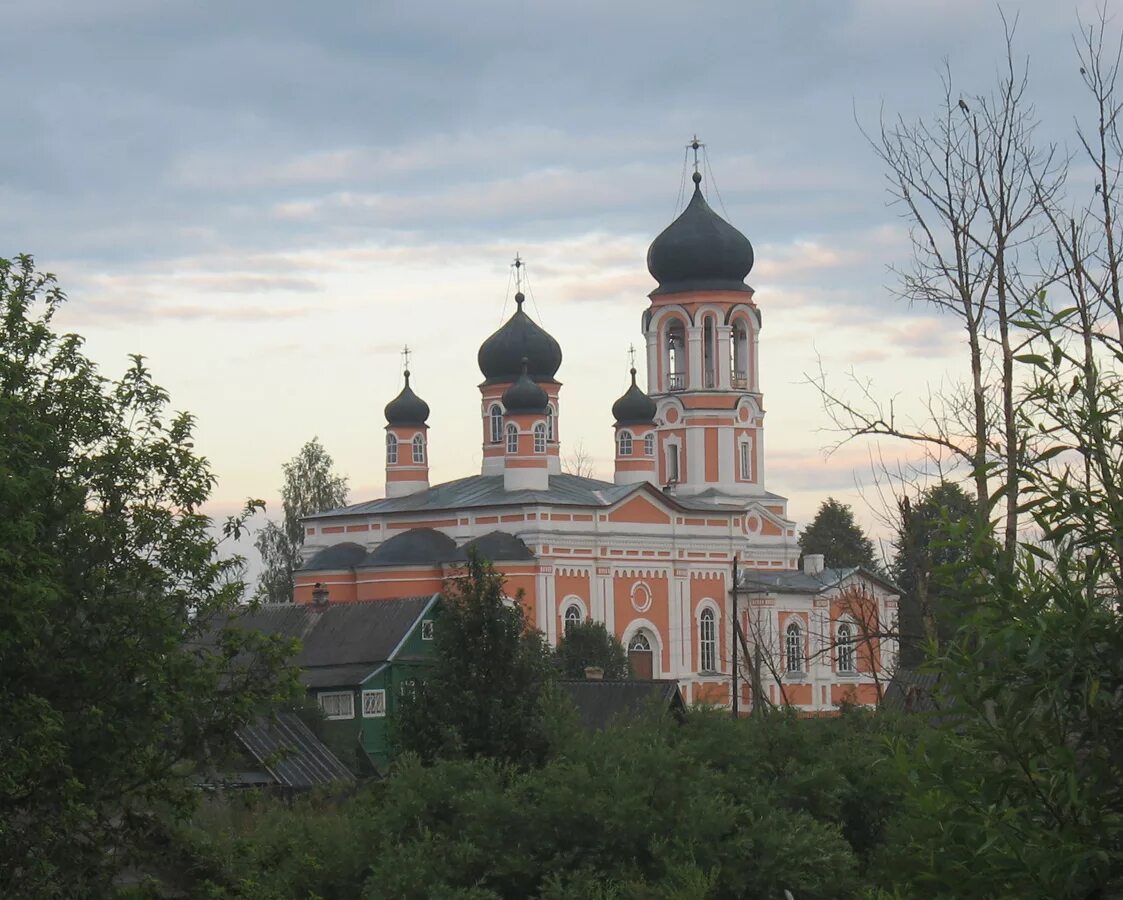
731, 320, 749, 389
703, 316, 716, 389
546, 404, 555, 441
412, 433, 425, 464
644, 432, 655, 456
666, 320, 686, 391
506, 423, 518, 454
785, 622, 803, 673
699, 608, 717, 672
361, 689, 386, 718
629, 632, 651, 652
564, 604, 582, 633
386, 433, 398, 464
739, 440, 751, 480
618, 430, 633, 456
667, 443, 681, 483
533, 423, 546, 453
837, 624, 855, 673
318, 691, 354, 720
489, 404, 503, 443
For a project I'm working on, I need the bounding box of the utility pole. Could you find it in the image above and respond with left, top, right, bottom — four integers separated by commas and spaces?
731, 555, 739, 717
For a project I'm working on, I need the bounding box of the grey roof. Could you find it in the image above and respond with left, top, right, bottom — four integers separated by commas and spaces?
453, 530, 536, 562
236, 712, 354, 788
304, 542, 367, 571
881, 667, 953, 716
736, 566, 899, 595
477, 292, 563, 384
559, 679, 686, 731
231, 596, 436, 679
357, 528, 456, 568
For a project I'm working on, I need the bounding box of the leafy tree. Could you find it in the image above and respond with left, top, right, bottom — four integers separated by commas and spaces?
798, 497, 879, 571
391, 553, 556, 766
553, 618, 629, 679
254, 437, 348, 604
891, 481, 980, 666
0, 255, 297, 896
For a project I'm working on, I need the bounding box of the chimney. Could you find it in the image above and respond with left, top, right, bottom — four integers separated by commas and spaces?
802, 554, 825, 576
311, 582, 330, 609
584, 666, 605, 681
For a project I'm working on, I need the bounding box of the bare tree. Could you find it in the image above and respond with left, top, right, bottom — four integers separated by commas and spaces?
561, 439, 596, 478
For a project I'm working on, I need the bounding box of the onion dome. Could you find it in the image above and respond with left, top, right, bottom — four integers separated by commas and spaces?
384, 370, 430, 426
612, 368, 657, 425
501, 359, 549, 413
478, 293, 563, 383
646, 171, 754, 296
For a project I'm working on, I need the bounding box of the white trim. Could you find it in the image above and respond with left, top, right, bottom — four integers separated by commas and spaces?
560, 594, 587, 629
361, 688, 387, 718
318, 690, 354, 720
621, 618, 664, 678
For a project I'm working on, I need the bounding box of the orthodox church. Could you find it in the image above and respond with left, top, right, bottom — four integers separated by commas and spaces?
294, 154, 898, 711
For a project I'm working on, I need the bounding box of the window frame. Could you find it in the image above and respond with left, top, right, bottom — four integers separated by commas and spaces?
489, 404, 503, 443
420, 619, 434, 641
618, 429, 633, 456
699, 607, 717, 673
785, 622, 803, 674
644, 432, 655, 457
563, 604, 582, 633
386, 433, 398, 464
533, 422, 546, 453
412, 433, 425, 464
546, 404, 555, 441
836, 623, 856, 673
361, 689, 387, 718
318, 690, 355, 720
739, 439, 751, 480
505, 423, 518, 454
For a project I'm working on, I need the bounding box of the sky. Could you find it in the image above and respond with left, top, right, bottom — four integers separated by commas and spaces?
2, 0, 1110, 568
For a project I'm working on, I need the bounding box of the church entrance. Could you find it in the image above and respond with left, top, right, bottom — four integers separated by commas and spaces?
628, 632, 654, 679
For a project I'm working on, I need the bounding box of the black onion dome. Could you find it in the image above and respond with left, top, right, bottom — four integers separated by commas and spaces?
502, 359, 549, 413
646, 171, 754, 296
384, 370, 430, 426
478, 293, 563, 383
612, 368, 657, 425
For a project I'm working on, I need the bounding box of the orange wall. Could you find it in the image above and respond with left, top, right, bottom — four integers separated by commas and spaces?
612, 574, 671, 673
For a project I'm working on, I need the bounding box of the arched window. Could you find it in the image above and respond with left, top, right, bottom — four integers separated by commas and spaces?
667, 442, 681, 483
703, 316, 716, 389
628, 630, 654, 679
533, 423, 546, 453
563, 604, 582, 633
386, 433, 398, 464
666, 319, 686, 391
629, 632, 651, 651
505, 423, 518, 454
837, 623, 855, 673
546, 404, 555, 441
785, 622, 803, 673
617, 430, 633, 456
489, 404, 503, 443
699, 608, 717, 672
644, 432, 655, 457
412, 433, 425, 464
731, 319, 749, 389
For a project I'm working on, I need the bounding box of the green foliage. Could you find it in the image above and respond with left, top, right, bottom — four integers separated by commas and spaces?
0, 255, 298, 896
254, 437, 348, 604
799, 497, 879, 571
554, 618, 630, 679
390, 553, 557, 766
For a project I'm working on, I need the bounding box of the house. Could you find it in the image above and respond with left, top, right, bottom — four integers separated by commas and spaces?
559, 678, 687, 731
232, 595, 439, 769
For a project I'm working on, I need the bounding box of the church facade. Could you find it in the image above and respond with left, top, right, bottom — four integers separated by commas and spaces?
294, 162, 897, 712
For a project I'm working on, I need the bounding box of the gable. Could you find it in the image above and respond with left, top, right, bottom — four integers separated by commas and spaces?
607, 494, 672, 525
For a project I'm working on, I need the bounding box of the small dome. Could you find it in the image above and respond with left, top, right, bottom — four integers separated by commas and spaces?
502, 359, 549, 413
478, 293, 563, 383
612, 368, 657, 425
384, 370, 430, 426
646, 171, 754, 296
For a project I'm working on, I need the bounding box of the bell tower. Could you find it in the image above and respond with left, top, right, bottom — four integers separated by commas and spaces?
642, 139, 765, 499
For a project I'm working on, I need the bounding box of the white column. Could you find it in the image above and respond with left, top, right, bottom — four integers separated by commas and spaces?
687, 327, 703, 391
686, 425, 705, 486
716, 325, 732, 390
646, 331, 659, 394
669, 574, 687, 677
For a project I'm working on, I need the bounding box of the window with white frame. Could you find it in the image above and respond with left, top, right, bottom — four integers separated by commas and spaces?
533, 422, 546, 453
618, 430, 633, 456
421, 619, 434, 641
489, 404, 503, 443
699, 607, 717, 672
386, 433, 398, 464
739, 440, 751, 480
837, 623, 855, 673
667, 443, 681, 482
506, 423, 518, 454
629, 632, 651, 652
546, 404, 555, 441
318, 691, 354, 720
785, 622, 803, 673
644, 432, 655, 456
412, 433, 425, 464
361, 689, 387, 718
563, 604, 582, 633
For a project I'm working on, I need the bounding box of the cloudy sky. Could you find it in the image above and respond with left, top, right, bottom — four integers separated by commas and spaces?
2, 0, 1108, 564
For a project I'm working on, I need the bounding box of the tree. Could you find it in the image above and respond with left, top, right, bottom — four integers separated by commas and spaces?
390, 553, 556, 766
561, 438, 595, 478
798, 497, 879, 570
0, 255, 296, 895
554, 618, 629, 679
891, 481, 979, 666
254, 437, 348, 604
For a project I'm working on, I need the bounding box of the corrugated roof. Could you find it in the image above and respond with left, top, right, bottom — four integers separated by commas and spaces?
558, 679, 686, 731
736, 566, 899, 595
232, 596, 436, 670
236, 712, 354, 788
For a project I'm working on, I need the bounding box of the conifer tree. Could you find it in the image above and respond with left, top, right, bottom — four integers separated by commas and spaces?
798, 497, 879, 571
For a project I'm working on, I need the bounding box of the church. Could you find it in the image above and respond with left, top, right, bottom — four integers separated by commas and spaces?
293, 152, 898, 711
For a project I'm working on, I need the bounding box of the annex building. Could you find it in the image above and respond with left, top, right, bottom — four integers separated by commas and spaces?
294, 158, 898, 712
